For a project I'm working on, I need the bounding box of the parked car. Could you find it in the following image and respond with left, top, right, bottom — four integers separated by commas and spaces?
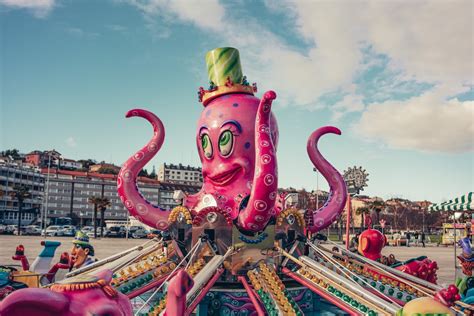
85, 230, 96, 238
106, 226, 126, 238
61, 225, 76, 230
129, 226, 148, 239
44, 225, 64, 237
80, 226, 94, 233
5, 225, 16, 235
147, 229, 161, 239
24, 225, 42, 235
0, 224, 6, 234
13, 226, 26, 236
61, 226, 76, 237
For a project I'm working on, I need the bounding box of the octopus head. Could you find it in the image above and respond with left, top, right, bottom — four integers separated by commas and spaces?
197, 94, 278, 192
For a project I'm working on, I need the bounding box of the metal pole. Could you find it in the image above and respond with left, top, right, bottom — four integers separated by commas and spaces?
43, 153, 51, 238
454, 213, 457, 280
326, 240, 442, 291
125, 214, 130, 240
422, 206, 425, 232
345, 191, 351, 249
315, 169, 319, 209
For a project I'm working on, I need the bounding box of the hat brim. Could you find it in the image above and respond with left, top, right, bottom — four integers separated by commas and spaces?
72, 239, 90, 247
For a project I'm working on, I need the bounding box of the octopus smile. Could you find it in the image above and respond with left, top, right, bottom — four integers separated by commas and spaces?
208, 166, 242, 186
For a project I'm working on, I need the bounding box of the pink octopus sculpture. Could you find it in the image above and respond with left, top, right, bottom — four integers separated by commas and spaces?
117, 47, 347, 235
0, 270, 132, 316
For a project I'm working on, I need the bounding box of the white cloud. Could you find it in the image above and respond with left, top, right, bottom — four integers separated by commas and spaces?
66, 137, 77, 147
127, 0, 473, 153
365, 1, 473, 84
126, 0, 225, 31
0, 0, 55, 17
353, 88, 474, 153
331, 93, 365, 121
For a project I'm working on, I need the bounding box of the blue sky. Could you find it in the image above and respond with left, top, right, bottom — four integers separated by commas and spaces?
1, 0, 473, 202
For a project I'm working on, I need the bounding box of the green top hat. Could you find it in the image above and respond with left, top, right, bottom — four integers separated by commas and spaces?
72, 231, 94, 256
72, 231, 90, 247
206, 47, 243, 86
199, 47, 256, 106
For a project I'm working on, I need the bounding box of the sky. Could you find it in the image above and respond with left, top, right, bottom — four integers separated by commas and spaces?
0, 0, 473, 203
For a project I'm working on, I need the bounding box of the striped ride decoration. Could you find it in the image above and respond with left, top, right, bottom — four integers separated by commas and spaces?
429, 192, 473, 212
49, 278, 118, 298
206, 47, 243, 86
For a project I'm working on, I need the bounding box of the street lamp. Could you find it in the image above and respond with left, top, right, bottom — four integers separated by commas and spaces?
42, 152, 52, 239
313, 167, 319, 209
343, 166, 369, 249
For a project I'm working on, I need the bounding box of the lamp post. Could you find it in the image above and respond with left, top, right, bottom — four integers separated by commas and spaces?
80, 212, 84, 228
422, 208, 425, 233
343, 166, 369, 249
42, 152, 52, 239
313, 167, 319, 209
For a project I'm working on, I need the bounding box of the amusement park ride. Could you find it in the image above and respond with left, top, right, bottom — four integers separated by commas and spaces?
1, 48, 473, 315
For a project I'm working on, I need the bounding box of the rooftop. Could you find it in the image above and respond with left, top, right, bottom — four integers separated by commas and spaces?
163, 163, 202, 171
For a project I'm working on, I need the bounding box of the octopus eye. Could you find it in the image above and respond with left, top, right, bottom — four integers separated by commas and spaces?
219, 130, 234, 157
201, 134, 213, 159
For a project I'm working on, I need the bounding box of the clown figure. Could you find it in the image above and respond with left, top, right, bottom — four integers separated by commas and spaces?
70, 231, 95, 270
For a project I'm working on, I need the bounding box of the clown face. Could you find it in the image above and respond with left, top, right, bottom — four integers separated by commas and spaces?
70, 244, 90, 269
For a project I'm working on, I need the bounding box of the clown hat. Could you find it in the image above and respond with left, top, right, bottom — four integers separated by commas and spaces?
72, 231, 91, 247
72, 231, 95, 256
198, 47, 256, 106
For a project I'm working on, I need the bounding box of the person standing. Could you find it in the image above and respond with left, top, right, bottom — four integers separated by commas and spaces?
406, 231, 411, 247
421, 231, 426, 247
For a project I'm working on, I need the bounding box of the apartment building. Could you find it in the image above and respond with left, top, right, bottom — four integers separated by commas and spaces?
42, 169, 159, 225
42, 169, 200, 226
157, 163, 203, 185
0, 161, 45, 225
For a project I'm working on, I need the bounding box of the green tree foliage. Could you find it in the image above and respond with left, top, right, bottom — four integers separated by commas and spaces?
77, 159, 97, 170
10, 185, 31, 235
88, 196, 111, 238
1, 149, 21, 160
98, 167, 119, 175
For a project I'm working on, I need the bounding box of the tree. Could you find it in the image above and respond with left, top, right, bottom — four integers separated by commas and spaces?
149, 166, 157, 179
298, 188, 309, 209
356, 206, 371, 229
98, 167, 119, 175
10, 185, 31, 235
98, 197, 111, 238
1, 149, 21, 160
88, 196, 103, 238
77, 159, 97, 170
369, 198, 385, 224
138, 169, 149, 178
88, 196, 111, 238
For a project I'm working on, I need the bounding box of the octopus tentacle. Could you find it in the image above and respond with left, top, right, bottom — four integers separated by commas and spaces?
117, 109, 171, 231
306, 126, 347, 233
237, 91, 278, 232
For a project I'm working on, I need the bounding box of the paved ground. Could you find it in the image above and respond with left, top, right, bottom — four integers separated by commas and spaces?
0, 235, 144, 268
381, 244, 459, 286
0, 236, 458, 285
